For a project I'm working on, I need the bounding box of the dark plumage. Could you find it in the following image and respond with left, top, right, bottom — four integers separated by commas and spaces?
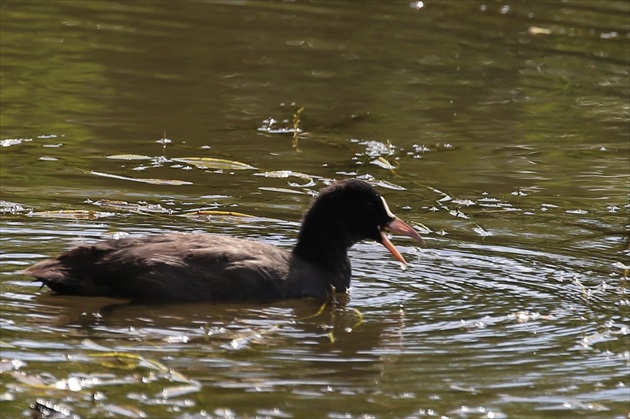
24, 179, 424, 302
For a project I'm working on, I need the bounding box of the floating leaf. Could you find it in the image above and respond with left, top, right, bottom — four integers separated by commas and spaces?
472, 226, 493, 237
27, 210, 115, 220
255, 170, 316, 187
449, 209, 469, 219
90, 170, 192, 185
426, 185, 451, 198
92, 199, 143, 211
258, 186, 305, 195
93, 199, 172, 213
171, 157, 255, 170
107, 154, 153, 160
181, 210, 255, 218
371, 179, 406, 190
256, 170, 304, 179
411, 221, 432, 235
371, 157, 398, 170
85, 345, 174, 373
140, 357, 172, 374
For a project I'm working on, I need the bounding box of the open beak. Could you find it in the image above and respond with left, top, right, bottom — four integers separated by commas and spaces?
379, 218, 425, 265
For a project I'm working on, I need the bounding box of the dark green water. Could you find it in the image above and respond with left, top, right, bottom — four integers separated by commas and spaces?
1, 1, 628, 418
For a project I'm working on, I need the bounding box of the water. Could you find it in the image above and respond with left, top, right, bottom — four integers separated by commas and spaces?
1, 1, 629, 418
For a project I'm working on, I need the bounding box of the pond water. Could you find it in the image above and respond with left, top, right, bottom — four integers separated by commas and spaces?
1, 1, 629, 418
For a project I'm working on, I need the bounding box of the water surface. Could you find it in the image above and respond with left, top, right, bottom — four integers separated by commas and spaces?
1, 1, 629, 418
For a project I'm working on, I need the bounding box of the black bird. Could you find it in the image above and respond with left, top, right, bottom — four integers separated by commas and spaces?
24, 179, 424, 302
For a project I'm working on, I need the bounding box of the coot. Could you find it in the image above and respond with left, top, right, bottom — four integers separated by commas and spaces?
24, 179, 424, 302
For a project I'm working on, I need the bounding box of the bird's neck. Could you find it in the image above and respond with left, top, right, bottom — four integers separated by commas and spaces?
292, 230, 352, 292
293, 237, 350, 270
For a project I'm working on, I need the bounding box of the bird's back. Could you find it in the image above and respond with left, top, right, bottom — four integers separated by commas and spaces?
24, 233, 294, 302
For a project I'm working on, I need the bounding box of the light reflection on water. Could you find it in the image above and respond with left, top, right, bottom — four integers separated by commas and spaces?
3, 212, 627, 416
2, 198, 629, 417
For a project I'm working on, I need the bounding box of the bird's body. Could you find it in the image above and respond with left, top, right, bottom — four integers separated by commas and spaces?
29, 233, 343, 301
24, 179, 424, 302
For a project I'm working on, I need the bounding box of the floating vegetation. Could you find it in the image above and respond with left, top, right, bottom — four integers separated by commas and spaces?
258, 186, 306, 195
425, 185, 450, 200
351, 139, 405, 179
472, 225, 493, 237
27, 210, 115, 220
7, 340, 202, 418
292, 106, 304, 150
449, 208, 470, 219
107, 154, 153, 161
371, 156, 399, 171
258, 118, 297, 134
257, 105, 305, 151
88, 351, 165, 371
255, 170, 316, 187
156, 132, 172, 145
417, 185, 506, 238
171, 157, 256, 171
297, 294, 364, 343
411, 221, 432, 235
89, 170, 192, 186
370, 178, 406, 190
107, 153, 257, 172
181, 210, 255, 219
92, 199, 172, 214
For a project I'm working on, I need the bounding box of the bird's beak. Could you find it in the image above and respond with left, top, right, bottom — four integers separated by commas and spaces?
380, 218, 425, 265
